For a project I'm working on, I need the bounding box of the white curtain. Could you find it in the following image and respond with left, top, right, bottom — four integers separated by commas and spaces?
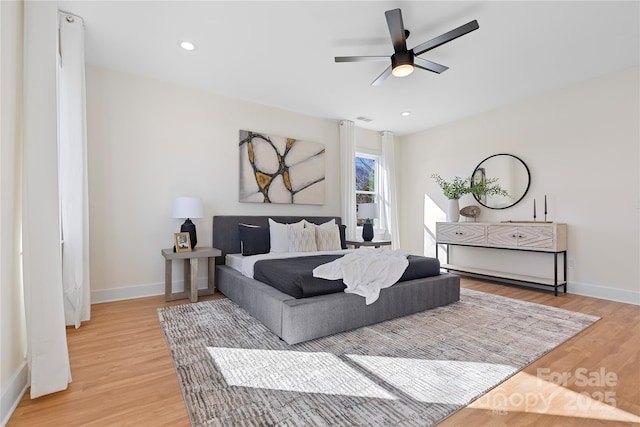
22, 1, 71, 398
339, 120, 357, 240
58, 11, 91, 328
380, 131, 401, 249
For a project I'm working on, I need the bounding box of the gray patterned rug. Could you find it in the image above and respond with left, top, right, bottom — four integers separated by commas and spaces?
158, 288, 599, 426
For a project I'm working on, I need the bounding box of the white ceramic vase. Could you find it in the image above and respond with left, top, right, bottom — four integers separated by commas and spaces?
447, 199, 460, 222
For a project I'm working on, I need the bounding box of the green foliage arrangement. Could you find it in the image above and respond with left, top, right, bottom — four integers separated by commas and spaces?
469, 175, 510, 199
431, 173, 509, 200
431, 174, 470, 200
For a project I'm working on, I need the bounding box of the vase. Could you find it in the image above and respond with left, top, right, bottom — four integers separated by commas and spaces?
362, 221, 374, 241
447, 199, 460, 222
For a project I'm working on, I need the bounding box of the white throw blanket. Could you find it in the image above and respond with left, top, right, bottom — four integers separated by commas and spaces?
313, 249, 409, 305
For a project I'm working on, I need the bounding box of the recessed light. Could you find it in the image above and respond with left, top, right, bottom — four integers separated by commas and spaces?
401, 111, 411, 117
180, 41, 195, 51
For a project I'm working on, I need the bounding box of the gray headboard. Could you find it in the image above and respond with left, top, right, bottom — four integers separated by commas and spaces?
212, 215, 342, 263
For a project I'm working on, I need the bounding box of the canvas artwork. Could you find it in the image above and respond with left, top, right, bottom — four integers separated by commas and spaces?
239, 130, 325, 204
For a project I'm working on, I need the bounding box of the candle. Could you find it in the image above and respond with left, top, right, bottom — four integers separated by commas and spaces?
533, 199, 537, 220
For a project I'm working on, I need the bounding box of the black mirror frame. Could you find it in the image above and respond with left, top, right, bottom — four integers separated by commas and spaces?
472, 153, 531, 210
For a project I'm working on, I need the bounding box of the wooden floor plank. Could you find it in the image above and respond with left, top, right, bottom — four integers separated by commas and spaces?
7, 278, 640, 426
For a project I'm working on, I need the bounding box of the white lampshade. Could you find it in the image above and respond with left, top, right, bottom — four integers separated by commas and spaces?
172, 197, 204, 219
357, 203, 378, 220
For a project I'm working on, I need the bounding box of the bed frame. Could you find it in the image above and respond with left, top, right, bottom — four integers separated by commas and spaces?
212, 215, 460, 344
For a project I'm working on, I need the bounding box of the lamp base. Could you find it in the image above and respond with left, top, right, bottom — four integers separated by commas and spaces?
362, 221, 374, 242
181, 218, 198, 249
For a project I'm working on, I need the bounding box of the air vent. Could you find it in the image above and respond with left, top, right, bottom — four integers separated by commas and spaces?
356, 116, 373, 122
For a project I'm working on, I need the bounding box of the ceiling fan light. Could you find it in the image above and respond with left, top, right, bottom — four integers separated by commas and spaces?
392, 64, 414, 77
391, 50, 414, 77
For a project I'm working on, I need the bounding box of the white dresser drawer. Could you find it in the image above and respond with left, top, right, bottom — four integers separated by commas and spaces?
487, 225, 518, 247
437, 223, 485, 245
487, 224, 557, 250
517, 226, 553, 249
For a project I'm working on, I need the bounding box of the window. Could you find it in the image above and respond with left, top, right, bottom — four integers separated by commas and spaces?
355, 153, 380, 227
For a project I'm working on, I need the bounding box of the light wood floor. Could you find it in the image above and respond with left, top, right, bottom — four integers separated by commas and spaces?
8, 278, 640, 426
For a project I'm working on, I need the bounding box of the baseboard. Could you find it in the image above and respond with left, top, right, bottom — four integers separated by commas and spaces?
91, 278, 211, 304
457, 271, 639, 306
1, 361, 28, 427
568, 281, 639, 306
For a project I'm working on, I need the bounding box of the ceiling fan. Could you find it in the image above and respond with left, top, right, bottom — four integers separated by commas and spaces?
335, 9, 479, 86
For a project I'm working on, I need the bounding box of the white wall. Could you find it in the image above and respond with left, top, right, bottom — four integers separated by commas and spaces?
0, 0, 27, 423
399, 67, 640, 304
355, 126, 381, 153
86, 66, 381, 301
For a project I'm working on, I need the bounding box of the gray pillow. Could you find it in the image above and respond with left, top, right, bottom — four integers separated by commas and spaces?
339, 224, 347, 249
238, 224, 270, 256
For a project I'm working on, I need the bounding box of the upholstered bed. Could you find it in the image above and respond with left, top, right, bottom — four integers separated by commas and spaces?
212, 215, 460, 344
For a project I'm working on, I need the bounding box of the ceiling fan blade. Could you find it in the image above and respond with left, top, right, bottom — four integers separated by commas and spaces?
371, 66, 392, 86
413, 20, 479, 56
385, 9, 407, 53
414, 57, 449, 74
335, 56, 390, 63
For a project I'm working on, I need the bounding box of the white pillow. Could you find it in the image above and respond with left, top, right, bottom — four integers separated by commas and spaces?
269, 218, 304, 253
288, 226, 318, 252
303, 219, 336, 229
315, 225, 342, 251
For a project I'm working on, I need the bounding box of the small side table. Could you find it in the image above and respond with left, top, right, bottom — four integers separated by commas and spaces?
345, 240, 392, 249
161, 246, 222, 302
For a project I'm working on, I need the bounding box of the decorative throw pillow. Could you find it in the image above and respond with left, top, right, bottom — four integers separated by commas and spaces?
315, 225, 342, 251
338, 224, 347, 249
238, 224, 270, 256
304, 220, 347, 249
303, 219, 336, 229
288, 226, 318, 252
269, 218, 304, 253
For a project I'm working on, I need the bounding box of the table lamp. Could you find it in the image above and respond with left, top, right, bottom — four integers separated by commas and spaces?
357, 203, 378, 242
172, 197, 204, 249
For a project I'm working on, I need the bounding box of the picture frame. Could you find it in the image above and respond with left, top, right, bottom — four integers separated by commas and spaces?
174, 232, 192, 253
239, 129, 326, 205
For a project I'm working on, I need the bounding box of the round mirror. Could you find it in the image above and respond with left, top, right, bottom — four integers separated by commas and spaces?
472, 154, 530, 209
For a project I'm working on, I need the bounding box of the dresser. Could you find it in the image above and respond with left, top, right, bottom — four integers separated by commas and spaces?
435, 222, 567, 295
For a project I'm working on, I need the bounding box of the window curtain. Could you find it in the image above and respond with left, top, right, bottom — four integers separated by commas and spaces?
58, 11, 91, 328
22, 1, 71, 398
339, 120, 357, 240
380, 131, 401, 249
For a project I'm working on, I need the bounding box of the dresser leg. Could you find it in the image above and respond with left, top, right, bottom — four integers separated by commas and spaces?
564, 251, 568, 293
554, 253, 558, 296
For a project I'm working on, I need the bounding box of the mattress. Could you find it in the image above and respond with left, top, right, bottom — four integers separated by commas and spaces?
225, 249, 354, 278
253, 253, 441, 299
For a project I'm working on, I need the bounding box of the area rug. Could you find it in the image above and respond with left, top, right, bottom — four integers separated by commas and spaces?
158, 288, 599, 426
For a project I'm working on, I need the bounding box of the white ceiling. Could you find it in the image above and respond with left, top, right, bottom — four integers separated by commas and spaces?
58, 1, 639, 136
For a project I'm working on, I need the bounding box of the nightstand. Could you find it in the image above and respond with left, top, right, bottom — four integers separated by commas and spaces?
345, 240, 392, 249
161, 246, 222, 302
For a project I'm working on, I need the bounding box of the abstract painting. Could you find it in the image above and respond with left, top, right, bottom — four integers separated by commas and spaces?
239, 130, 325, 204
